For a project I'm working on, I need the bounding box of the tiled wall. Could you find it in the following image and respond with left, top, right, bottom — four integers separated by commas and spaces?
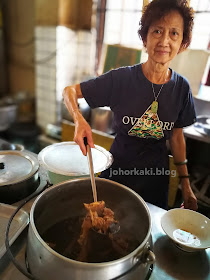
35, 26, 57, 130
56, 26, 96, 101
35, 26, 96, 130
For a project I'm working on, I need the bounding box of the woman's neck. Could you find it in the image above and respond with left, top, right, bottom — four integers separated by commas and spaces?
142, 61, 171, 84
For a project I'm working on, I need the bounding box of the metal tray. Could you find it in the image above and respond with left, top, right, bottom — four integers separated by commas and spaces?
0, 203, 29, 258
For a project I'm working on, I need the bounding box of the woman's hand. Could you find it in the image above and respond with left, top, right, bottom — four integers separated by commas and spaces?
74, 113, 95, 156
169, 128, 198, 211
181, 181, 198, 211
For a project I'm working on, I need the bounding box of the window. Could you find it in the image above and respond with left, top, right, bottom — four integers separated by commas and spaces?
99, 0, 210, 51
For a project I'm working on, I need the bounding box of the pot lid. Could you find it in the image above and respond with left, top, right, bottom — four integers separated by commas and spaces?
38, 142, 113, 176
0, 151, 39, 186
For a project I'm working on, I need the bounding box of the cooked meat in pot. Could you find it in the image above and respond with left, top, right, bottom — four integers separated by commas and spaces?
78, 200, 118, 246
41, 201, 140, 263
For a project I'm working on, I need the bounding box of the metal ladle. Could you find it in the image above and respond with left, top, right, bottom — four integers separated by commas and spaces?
84, 137, 120, 235
84, 137, 97, 202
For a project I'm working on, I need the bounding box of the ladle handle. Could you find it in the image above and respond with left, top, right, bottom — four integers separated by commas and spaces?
84, 137, 97, 202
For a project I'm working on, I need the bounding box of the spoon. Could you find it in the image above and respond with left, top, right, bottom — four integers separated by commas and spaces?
84, 137, 97, 202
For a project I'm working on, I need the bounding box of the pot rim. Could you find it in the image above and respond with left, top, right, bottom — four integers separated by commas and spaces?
29, 177, 152, 267
0, 150, 39, 186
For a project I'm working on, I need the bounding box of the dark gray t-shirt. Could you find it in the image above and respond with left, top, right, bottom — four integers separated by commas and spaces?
81, 63, 196, 167
81, 64, 196, 208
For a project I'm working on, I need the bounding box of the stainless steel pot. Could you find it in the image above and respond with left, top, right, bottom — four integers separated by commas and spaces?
90, 107, 115, 135
62, 98, 91, 123
0, 150, 39, 203
0, 98, 17, 131
27, 178, 155, 280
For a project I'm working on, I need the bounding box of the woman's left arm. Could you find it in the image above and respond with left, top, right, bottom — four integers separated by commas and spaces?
169, 128, 198, 210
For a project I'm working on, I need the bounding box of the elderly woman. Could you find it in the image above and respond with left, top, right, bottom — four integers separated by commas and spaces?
63, 0, 197, 210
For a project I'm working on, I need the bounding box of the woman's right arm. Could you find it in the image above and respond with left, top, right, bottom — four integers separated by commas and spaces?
62, 84, 94, 155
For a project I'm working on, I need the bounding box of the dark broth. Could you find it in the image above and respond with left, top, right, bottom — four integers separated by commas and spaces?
41, 216, 140, 263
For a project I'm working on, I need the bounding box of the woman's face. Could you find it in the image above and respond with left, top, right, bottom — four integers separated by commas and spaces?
145, 10, 184, 65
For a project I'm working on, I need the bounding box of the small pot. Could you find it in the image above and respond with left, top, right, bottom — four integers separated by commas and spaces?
0, 150, 39, 203
38, 142, 113, 184
27, 178, 155, 280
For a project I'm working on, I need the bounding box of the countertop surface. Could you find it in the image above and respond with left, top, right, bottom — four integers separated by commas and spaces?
0, 199, 210, 280
184, 125, 210, 144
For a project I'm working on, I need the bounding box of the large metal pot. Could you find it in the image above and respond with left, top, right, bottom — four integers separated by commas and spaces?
0, 150, 39, 203
27, 178, 155, 280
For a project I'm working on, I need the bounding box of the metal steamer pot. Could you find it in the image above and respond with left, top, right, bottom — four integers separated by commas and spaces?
38, 142, 113, 184
0, 150, 39, 203
27, 178, 155, 280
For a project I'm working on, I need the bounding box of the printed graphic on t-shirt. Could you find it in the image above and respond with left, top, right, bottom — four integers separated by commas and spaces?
128, 104, 164, 139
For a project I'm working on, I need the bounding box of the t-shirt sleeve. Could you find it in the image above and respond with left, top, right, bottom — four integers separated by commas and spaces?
80, 70, 114, 109
174, 88, 197, 128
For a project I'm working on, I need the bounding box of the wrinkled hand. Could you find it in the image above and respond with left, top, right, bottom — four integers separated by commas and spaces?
181, 184, 198, 211
74, 114, 94, 156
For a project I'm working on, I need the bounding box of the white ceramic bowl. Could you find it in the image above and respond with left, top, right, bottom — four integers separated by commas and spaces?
161, 208, 210, 252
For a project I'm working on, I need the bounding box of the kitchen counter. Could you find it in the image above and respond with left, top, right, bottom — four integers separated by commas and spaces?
0, 201, 209, 280
184, 125, 210, 144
